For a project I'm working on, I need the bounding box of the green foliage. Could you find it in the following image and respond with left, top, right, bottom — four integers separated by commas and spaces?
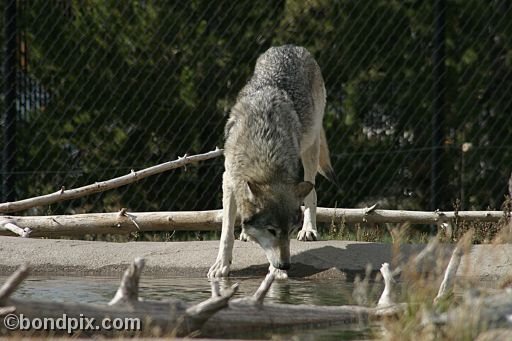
13, 0, 285, 212
274, 0, 512, 210
3, 0, 511, 213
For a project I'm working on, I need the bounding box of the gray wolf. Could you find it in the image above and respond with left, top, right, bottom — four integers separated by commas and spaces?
208, 45, 335, 278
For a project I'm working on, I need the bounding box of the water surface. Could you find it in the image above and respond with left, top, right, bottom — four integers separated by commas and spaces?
1, 274, 385, 339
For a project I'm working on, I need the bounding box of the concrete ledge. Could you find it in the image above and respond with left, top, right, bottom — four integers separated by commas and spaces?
0, 236, 509, 280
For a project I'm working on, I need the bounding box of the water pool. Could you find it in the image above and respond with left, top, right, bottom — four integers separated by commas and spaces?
1, 274, 385, 340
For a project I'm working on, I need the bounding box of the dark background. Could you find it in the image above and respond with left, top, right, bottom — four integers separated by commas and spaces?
1, 0, 511, 215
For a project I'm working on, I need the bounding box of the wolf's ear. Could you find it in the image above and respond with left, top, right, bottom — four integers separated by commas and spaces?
246, 181, 263, 201
224, 117, 236, 138
295, 181, 314, 199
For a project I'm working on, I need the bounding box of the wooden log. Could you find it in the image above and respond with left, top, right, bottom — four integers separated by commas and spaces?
0, 260, 237, 337
202, 272, 405, 336
316, 206, 508, 224
0, 262, 403, 337
0, 206, 508, 237
202, 300, 375, 336
0, 148, 223, 214
0, 210, 225, 237
1, 286, 401, 338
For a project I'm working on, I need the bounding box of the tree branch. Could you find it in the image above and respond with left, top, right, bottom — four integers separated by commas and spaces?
109, 257, 145, 305
377, 263, 394, 307
434, 230, 473, 304
0, 220, 31, 237
0, 148, 223, 214
0, 264, 29, 303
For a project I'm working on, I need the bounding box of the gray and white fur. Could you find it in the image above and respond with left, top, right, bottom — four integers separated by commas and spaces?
208, 45, 335, 278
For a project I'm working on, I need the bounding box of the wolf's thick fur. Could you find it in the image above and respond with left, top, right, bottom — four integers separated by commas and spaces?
208, 45, 334, 278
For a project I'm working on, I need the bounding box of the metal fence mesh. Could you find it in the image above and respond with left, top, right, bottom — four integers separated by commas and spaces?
1, 0, 512, 215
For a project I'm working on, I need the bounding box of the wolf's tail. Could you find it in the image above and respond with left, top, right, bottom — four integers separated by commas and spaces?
318, 127, 338, 185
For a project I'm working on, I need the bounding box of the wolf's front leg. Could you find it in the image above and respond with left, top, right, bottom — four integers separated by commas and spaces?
239, 229, 250, 242
298, 139, 319, 241
208, 174, 237, 278
298, 188, 318, 241
269, 264, 289, 280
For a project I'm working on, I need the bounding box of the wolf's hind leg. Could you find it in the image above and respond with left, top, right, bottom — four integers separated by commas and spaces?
208, 172, 236, 278
298, 138, 320, 241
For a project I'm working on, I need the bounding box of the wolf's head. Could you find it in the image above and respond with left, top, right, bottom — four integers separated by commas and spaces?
239, 180, 313, 270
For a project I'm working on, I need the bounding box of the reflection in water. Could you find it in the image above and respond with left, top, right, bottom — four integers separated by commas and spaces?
0, 275, 385, 340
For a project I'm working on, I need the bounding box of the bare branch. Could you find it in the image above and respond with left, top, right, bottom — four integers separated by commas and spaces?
0, 306, 16, 316
0, 264, 29, 303
119, 208, 141, 230
363, 203, 378, 222
185, 283, 239, 320
109, 257, 145, 306
0, 220, 31, 237
434, 231, 474, 304
377, 263, 395, 307
0, 148, 224, 214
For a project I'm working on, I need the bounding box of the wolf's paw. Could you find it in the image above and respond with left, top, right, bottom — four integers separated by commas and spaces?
297, 229, 319, 241
239, 230, 249, 242
207, 260, 230, 278
269, 264, 289, 280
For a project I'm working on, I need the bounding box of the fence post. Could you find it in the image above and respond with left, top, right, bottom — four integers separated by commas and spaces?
431, 0, 446, 211
2, 0, 17, 202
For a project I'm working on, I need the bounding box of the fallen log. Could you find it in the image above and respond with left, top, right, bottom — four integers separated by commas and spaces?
0, 260, 403, 337
0, 210, 225, 237
0, 148, 223, 214
0, 258, 237, 337
317, 206, 508, 224
202, 271, 404, 337
0, 206, 508, 237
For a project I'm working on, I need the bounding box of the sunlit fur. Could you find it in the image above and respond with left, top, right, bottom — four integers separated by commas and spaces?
208, 45, 335, 278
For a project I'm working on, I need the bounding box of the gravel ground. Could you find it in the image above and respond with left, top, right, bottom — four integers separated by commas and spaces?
0, 236, 509, 280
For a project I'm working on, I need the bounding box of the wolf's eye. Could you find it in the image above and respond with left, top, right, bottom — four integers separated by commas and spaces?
267, 228, 277, 237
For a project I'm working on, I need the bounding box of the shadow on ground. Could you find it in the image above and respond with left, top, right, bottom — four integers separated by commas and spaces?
232, 243, 446, 280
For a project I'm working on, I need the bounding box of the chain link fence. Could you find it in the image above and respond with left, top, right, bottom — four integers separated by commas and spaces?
1, 0, 511, 215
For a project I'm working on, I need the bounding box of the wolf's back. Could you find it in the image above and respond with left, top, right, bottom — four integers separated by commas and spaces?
238, 45, 322, 130
225, 45, 335, 185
